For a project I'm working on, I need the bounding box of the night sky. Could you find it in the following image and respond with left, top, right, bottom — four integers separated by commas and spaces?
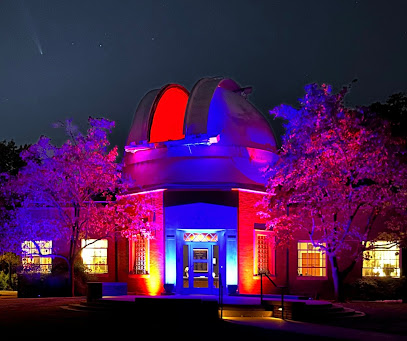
1, 0, 407, 155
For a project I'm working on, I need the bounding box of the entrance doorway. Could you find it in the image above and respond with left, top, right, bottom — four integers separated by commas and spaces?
177, 231, 224, 294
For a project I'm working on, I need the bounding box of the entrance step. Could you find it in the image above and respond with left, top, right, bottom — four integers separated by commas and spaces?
62, 300, 134, 313
300, 302, 366, 321
62, 296, 366, 322
221, 304, 272, 318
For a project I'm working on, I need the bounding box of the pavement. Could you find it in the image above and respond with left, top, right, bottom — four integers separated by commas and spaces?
225, 317, 406, 341
0, 291, 406, 340
103, 295, 405, 340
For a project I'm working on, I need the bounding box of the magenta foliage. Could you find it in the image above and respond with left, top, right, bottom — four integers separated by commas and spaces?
261, 83, 407, 256
0, 118, 155, 257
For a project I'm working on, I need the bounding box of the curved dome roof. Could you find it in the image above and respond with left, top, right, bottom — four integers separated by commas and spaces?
124, 77, 278, 192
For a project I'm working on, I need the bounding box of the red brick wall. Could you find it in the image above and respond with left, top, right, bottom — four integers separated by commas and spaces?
126, 190, 164, 295
237, 190, 282, 294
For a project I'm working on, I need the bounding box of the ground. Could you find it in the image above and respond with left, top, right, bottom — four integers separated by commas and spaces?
315, 301, 407, 335
0, 291, 406, 340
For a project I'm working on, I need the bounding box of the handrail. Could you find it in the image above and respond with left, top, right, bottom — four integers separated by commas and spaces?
260, 273, 286, 320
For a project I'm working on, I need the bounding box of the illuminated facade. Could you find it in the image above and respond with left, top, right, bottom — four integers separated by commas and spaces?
115, 77, 402, 297
121, 77, 280, 295
22, 77, 401, 298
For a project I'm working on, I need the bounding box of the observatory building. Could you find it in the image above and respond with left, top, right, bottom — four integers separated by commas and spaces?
122, 77, 279, 295
19, 77, 402, 299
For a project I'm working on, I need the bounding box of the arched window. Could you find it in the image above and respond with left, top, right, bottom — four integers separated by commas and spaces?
149, 85, 189, 143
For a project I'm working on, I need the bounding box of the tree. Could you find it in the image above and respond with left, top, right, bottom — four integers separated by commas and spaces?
369, 92, 407, 139
261, 83, 407, 301
0, 118, 155, 296
0, 140, 29, 289
0, 140, 29, 176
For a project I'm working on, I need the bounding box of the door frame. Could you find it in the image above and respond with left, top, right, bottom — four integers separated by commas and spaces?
176, 229, 225, 295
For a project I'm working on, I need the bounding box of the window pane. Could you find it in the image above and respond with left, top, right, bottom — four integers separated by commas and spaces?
363, 242, 400, 277
297, 241, 326, 277
213, 245, 219, 288
183, 245, 189, 288
254, 232, 275, 276
81, 239, 108, 274
193, 262, 208, 273
193, 249, 208, 260
184, 233, 218, 242
257, 235, 269, 274
131, 237, 149, 275
21, 240, 52, 273
194, 277, 208, 288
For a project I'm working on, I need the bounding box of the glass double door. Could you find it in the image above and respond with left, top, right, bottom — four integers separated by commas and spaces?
182, 243, 219, 294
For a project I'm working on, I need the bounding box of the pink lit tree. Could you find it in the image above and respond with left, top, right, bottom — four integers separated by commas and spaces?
0, 118, 156, 295
261, 83, 407, 301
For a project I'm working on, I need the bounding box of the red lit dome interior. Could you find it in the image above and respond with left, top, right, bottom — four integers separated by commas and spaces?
149, 85, 189, 143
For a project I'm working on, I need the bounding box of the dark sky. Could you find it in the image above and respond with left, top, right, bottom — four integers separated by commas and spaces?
1, 0, 407, 154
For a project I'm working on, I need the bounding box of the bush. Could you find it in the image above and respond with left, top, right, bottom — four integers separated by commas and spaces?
73, 261, 94, 296
17, 272, 70, 297
0, 271, 9, 290
346, 277, 406, 301
0, 270, 17, 290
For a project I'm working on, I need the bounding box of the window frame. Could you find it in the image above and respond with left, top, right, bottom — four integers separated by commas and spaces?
129, 236, 150, 276
297, 241, 327, 279
21, 240, 53, 273
81, 239, 109, 274
362, 241, 401, 278
253, 230, 276, 277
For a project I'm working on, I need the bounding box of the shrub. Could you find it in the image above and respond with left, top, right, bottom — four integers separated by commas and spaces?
347, 277, 406, 301
0, 270, 17, 290
0, 271, 9, 290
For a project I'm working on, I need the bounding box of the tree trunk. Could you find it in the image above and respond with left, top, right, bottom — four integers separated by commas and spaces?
8, 261, 12, 289
70, 259, 75, 297
329, 255, 344, 302
69, 204, 80, 297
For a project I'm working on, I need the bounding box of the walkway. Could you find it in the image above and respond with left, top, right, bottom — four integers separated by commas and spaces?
226, 317, 405, 341
100, 294, 405, 340
101, 293, 329, 305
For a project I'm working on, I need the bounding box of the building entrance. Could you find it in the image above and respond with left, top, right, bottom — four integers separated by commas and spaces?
178, 232, 224, 294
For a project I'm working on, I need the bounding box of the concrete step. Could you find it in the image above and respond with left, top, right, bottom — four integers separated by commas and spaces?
62, 303, 112, 313
221, 304, 272, 318
221, 309, 273, 318
62, 298, 365, 322
301, 303, 366, 321
64, 300, 273, 318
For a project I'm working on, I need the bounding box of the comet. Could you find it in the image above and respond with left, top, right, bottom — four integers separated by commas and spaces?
19, 0, 44, 56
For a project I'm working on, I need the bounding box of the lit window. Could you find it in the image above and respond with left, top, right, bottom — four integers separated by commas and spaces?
81, 239, 108, 274
298, 241, 326, 277
254, 231, 275, 276
184, 233, 218, 242
21, 240, 52, 273
129, 237, 149, 275
363, 241, 400, 277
